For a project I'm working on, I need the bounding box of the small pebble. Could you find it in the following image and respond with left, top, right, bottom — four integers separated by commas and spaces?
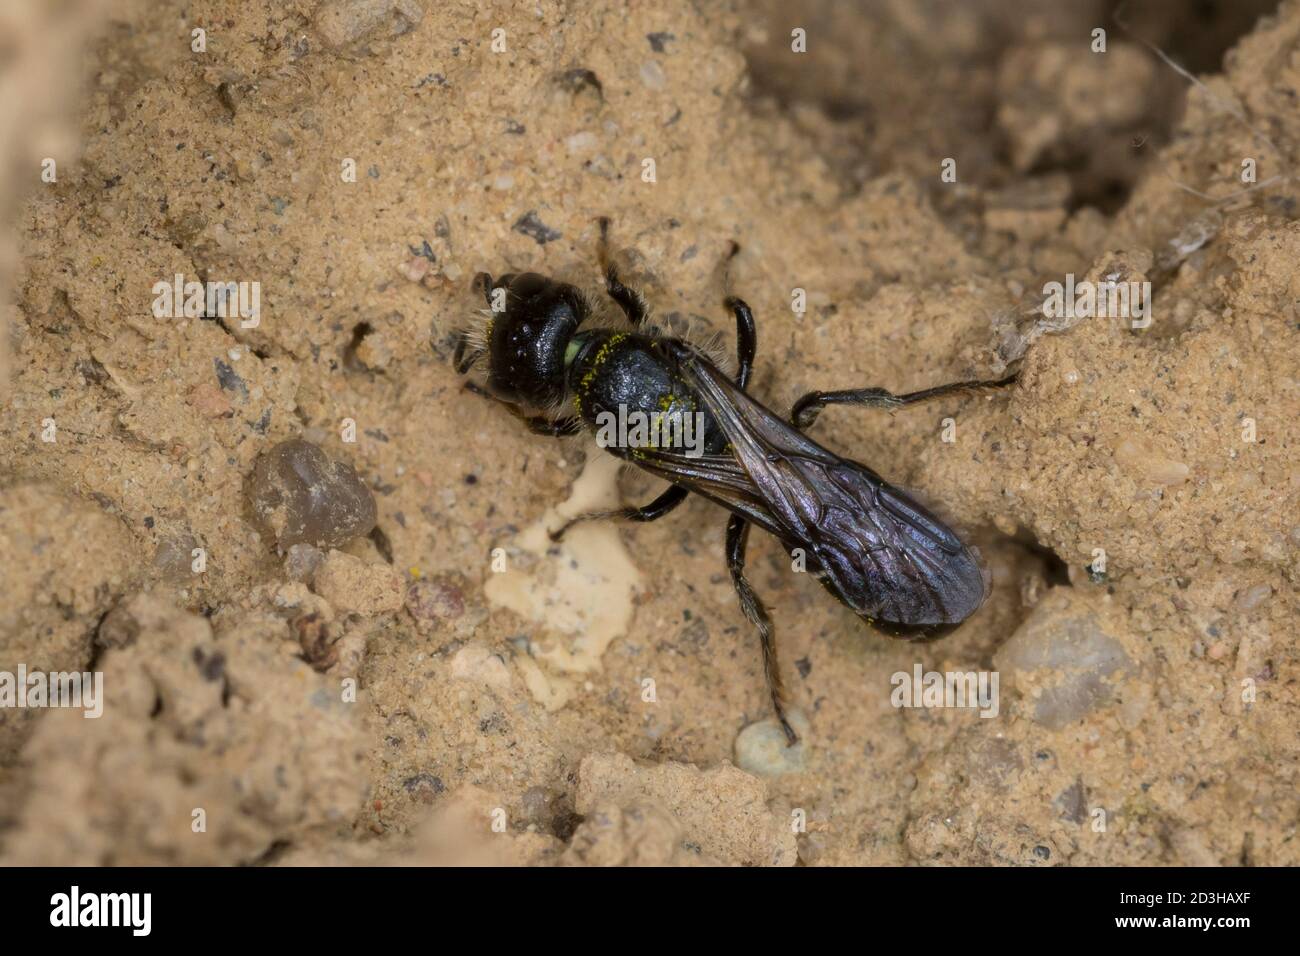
406, 574, 466, 632
449, 643, 511, 690
188, 382, 233, 418
293, 611, 336, 671
565, 131, 597, 156
355, 330, 393, 371
994, 594, 1138, 729
735, 711, 809, 777
249, 439, 377, 551
400, 256, 429, 282
639, 61, 667, 90
153, 533, 199, 582
1235, 583, 1272, 611
285, 543, 325, 582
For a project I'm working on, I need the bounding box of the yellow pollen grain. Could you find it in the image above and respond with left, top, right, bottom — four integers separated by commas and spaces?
575, 332, 627, 417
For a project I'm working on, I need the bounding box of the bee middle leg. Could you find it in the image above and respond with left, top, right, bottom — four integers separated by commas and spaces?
725, 295, 756, 389
791, 373, 1019, 430
547, 483, 687, 542
726, 514, 798, 746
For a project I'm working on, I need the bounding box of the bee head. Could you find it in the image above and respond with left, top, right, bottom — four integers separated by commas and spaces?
478, 272, 587, 407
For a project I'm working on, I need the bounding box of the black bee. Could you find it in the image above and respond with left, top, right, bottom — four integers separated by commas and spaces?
454, 219, 1015, 744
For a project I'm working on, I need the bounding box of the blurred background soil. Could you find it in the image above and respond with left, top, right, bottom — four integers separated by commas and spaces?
0, 0, 1296, 865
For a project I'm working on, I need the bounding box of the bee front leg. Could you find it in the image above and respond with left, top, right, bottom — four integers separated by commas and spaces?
452, 329, 482, 374
461, 382, 581, 436
595, 217, 649, 327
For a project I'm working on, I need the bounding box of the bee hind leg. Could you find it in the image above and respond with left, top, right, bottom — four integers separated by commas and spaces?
726, 514, 798, 746
791, 373, 1019, 430
721, 290, 797, 743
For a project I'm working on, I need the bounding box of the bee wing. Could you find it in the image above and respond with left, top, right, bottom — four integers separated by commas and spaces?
637, 350, 988, 630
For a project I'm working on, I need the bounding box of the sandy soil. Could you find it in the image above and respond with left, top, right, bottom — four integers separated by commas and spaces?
0, 0, 1296, 866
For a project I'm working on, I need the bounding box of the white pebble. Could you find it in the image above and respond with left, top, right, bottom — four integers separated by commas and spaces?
735, 711, 809, 777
